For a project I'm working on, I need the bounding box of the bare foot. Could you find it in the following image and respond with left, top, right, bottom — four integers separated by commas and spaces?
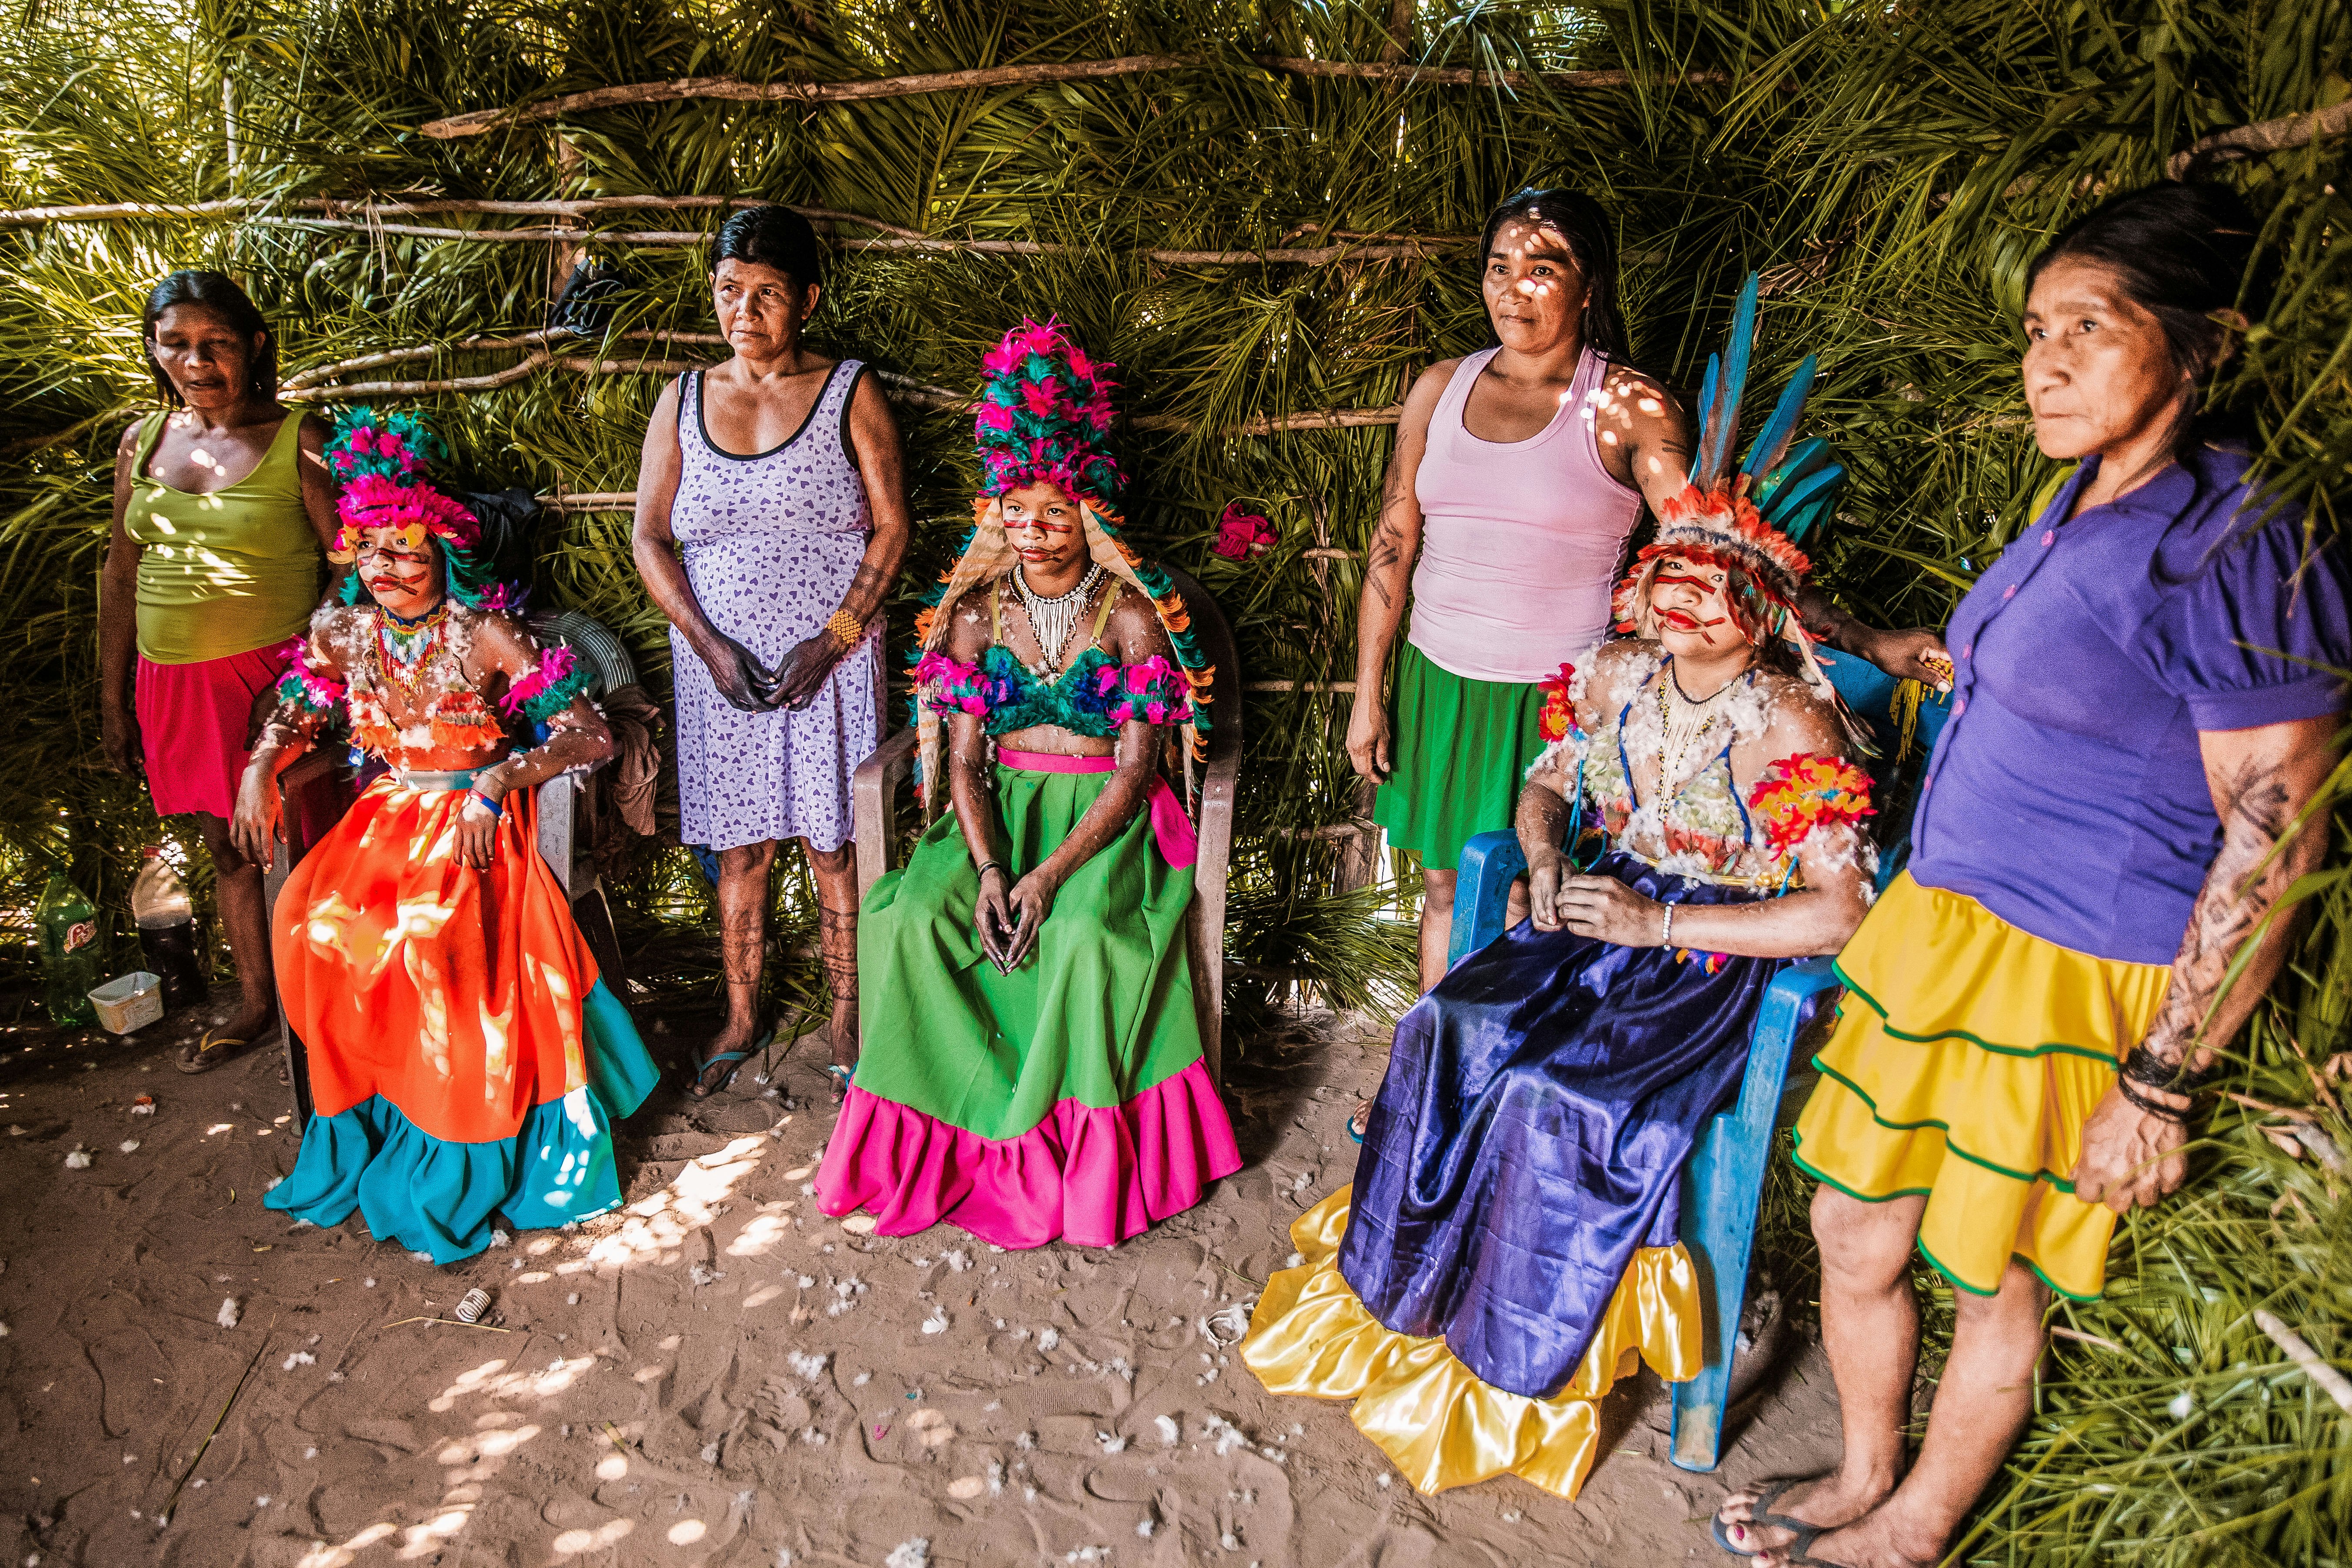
1717, 1469, 1895, 1558
1753, 1501, 1942, 1568
689, 1016, 760, 1098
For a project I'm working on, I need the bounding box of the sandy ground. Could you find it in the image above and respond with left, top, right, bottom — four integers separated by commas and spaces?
0, 987, 1848, 1567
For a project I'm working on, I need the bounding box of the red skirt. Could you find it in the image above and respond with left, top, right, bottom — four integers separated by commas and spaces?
134, 645, 292, 819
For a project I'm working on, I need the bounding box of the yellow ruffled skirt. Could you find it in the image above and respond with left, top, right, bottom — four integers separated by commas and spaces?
1793, 872, 2170, 1300
1240, 1188, 1700, 1499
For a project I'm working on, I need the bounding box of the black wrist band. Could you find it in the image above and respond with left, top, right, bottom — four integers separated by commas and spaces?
2122, 1044, 2220, 1097
977, 860, 1004, 879
2115, 1076, 2192, 1124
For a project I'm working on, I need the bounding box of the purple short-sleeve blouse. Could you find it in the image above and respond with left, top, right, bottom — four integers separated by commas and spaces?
1908, 444, 2350, 965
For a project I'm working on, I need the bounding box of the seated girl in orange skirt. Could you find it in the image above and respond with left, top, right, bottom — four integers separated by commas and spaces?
233, 410, 658, 1264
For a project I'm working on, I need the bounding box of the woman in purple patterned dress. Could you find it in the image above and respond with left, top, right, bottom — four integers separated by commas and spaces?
633, 207, 912, 1095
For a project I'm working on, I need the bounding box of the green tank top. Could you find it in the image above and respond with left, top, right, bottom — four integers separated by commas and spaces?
126, 410, 321, 664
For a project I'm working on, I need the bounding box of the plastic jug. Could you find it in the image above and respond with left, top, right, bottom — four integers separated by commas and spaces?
34, 873, 100, 1028
130, 847, 207, 1010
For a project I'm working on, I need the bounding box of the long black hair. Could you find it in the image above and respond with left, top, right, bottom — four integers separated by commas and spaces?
711, 205, 825, 296
141, 270, 276, 405
2026, 182, 2274, 450
1477, 187, 1636, 365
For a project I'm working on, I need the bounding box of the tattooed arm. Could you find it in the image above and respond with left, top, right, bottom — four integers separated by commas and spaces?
1797, 587, 1953, 691
770, 370, 914, 710
1592, 365, 1692, 517
1347, 363, 1451, 783
2074, 713, 2340, 1211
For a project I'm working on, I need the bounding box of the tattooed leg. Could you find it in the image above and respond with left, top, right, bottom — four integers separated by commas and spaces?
698, 839, 776, 1094
806, 841, 861, 1072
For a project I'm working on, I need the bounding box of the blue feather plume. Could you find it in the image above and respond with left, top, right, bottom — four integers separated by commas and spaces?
1694, 273, 1760, 490
1740, 354, 1817, 485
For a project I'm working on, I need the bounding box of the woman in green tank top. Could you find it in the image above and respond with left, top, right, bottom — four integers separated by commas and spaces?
99, 271, 342, 1071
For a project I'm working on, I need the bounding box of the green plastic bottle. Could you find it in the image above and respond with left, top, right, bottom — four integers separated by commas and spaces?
34, 872, 101, 1028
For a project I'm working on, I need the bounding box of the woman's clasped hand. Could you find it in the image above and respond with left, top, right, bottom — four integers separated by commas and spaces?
1528, 867, 1668, 944
975, 860, 1058, 972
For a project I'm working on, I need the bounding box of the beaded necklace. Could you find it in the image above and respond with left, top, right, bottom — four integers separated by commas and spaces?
1654, 662, 1736, 809
1012, 564, 1105, 674
374, 601, 450, 707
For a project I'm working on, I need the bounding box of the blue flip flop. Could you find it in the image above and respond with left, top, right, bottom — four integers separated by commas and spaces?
689, 1030, 772, 1098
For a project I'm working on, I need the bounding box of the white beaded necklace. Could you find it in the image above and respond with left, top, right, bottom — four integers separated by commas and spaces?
1013, 563, 1104, 673
1655, 663, 1736, 803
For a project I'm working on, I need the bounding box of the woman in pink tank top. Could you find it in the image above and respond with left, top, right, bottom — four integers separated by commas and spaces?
1349, 189, 1692, 1002
1346, 190, 1947, 1141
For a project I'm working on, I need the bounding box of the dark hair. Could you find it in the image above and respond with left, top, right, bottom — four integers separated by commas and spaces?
2025, 182, 2272, 447
1478, 187, 1636, 366
142, 270, 276, 406
711, 205, 825, 295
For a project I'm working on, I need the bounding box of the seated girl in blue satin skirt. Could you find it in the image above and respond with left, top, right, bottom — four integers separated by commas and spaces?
1245, 341, 1877, 1501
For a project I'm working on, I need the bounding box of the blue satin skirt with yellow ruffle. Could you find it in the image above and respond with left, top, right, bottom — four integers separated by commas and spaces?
1244, 851, 1814, 1499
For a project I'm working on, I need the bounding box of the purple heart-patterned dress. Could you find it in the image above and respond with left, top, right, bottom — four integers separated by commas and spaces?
669, 362, 884, 852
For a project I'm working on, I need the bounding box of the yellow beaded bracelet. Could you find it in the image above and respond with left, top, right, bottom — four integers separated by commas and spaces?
824, 608, 866, 649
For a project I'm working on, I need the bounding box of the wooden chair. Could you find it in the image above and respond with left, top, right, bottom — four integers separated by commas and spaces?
850, 565, 1243, 1082
266, 610, 637, 1126
1445, 648, 1952, 1472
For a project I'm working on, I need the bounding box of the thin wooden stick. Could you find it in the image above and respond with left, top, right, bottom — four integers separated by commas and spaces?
2252, 1308, 2352, 1415
0, 193, 931, 241
417, 54, 1730, 140
155, 1328, 274, 1526
2169, 100, 2352, 178
1253, 55, 1730, 90
277, 333, 1398, 437
281, 349, 553, 402
243, 214, 1461, 263
421, 54, 1204, 138
0, 192, 1465, 267
384, 1314, 514, 1333
2048, 1324, 2126, 1354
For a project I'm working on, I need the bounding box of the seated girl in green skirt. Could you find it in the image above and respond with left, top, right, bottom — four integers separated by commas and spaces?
815, 320, 1241, 1249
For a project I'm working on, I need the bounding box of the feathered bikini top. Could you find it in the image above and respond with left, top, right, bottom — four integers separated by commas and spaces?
914, 583, 1191, 741
275, 607, 593, 761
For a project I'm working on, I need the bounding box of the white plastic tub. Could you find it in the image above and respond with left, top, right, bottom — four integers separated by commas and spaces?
89, 971, 163, 1034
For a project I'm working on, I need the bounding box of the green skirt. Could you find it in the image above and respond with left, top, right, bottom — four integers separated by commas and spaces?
1371, 641, 1548, 871
852, 764, 1202, 1137
818, 762, 1243, 1250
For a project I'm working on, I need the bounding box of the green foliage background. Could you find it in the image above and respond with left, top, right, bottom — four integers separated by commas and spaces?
2, 0, 2349, 1560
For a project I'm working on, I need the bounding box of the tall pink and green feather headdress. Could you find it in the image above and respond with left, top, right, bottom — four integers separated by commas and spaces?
914, 319, 1218, 811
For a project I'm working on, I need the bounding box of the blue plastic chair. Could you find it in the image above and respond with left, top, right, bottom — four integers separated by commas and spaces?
1443, 649, 1949, 1471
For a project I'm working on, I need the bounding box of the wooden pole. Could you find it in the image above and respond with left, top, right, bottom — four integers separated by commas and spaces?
417, 54, 1732, 140
2169, 99, 2352, 177
420, 54, 1203, 139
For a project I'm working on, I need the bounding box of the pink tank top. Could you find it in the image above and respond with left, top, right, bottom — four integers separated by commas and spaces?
1407, 346, 1644, 683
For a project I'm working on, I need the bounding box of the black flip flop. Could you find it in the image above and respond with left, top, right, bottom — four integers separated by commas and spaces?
1755, 1523, 1857, 1568
1711, 1478, 1825, 1558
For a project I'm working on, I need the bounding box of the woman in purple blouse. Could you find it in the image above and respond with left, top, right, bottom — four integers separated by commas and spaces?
1721, 185, 2348, 1567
